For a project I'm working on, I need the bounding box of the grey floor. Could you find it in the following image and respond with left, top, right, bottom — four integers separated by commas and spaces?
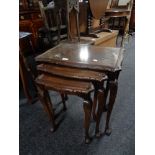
20, 36, 135, 155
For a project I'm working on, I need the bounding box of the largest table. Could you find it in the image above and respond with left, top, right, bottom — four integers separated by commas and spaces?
36, 43, 124, 134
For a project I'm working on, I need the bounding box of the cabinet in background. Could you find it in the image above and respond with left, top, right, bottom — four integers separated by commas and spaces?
19, 0, 44, 47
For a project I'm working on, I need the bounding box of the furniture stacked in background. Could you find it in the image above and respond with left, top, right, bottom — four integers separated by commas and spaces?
19, 0, 44, 49
19, 0, 120, 50
69, 0, 119, 47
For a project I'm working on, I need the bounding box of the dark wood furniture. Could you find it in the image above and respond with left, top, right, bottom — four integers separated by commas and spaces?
35, 43, 124, 137
19, 32, 36, 103
80, 30, 118, 47
67, 1, 118, 47
36, 64, 108, 143
105, 0, 134, 46
60, 0, 93, 45
19, 0, 44, 48
85, 0, 111, 36
38, 1, 67, 46
36, 74, 95, 144
37, 63, 107, 123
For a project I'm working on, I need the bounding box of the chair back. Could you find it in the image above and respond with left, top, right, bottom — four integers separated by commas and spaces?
66, 0, 80, 41
38, 1, 58, 31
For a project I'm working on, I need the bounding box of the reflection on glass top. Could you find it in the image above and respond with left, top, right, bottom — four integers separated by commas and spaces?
36, 43, 124, 71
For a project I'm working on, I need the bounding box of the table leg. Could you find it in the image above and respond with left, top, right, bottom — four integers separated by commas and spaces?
83, 98, 92, 144
36, 85, 56, 132
104, 80, 110, 111
105, 80, 118, 135
92, 90, 98, 121
95, 89, 105, 138
44, 89, 56, 132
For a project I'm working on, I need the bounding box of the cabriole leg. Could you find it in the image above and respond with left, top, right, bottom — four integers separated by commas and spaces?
105, 80, 118, 135
83, 98, 92, 144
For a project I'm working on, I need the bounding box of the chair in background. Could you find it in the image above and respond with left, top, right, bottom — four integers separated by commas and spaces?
38, 1, 67, 47
59, 0, 93, 45
19, 31, 67, 105
106, 0, 134, 46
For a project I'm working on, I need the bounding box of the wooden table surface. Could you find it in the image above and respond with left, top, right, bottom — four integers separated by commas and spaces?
35, 43, 124, 72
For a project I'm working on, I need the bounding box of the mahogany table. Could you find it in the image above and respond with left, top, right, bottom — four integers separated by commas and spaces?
35, 43, 124, 135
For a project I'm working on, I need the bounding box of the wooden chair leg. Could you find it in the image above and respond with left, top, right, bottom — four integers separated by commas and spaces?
83, 98, 92, 144
105, 80, 118, 135
95, 89, 105, 138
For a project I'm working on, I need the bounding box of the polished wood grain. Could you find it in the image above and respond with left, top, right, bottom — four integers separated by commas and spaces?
36, 74, 94, 95
37, 64, 107, 82
35, 43, 124, 72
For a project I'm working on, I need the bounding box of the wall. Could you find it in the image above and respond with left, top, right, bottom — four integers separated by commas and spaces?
118, 0, 130, 5
107, 0, 130, 8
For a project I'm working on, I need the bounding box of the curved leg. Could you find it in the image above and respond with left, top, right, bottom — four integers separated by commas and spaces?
92, 90, 98, 121
104, 80, 110, 112
95, 89, 105, 138
36, 85, 56, 132
105, 80, 118, 136
44, 90, 56, 132
83, 98, 92, 144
